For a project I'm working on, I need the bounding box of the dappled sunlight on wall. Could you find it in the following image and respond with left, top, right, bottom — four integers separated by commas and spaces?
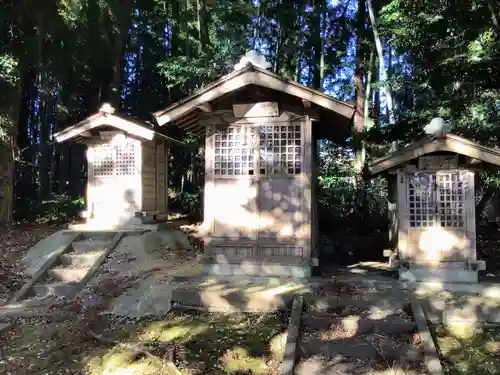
258, 176, 308, 239
86, 134, 142, 226
210, 178, 260, 235
402, 226, 470, 262
417, 226, 469, 261
208, 175, 310, 240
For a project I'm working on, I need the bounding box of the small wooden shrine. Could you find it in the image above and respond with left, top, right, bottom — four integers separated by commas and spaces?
53, 103, 184, 227
153, 52, 355, 277
368, 132, 500, 283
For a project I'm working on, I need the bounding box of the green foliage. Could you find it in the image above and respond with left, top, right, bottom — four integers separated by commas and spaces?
13, 194, 85, 224
0, 53, 18, 143
0, 115, 14, 143
317, 140, 388, 234
0, 54, 18, 87
56, 0, 83, 26
157, 41, 246, 93
318, 175, 388, 229
376, 0, 500, 141
435, 325, 500, 375
3, 0, 500, 241
168, 188, 202, 220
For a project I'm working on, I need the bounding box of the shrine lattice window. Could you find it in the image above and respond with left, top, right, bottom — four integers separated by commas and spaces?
259, 124, 302, 175
115, 141, 137, 176
437, 171, 465, 228
92, 144, 114, 177
408, 173, 436, 228
92, 141, 137, 177
213, 125, 256, 176
211, 123, 302, 177
408, 171, 466, 228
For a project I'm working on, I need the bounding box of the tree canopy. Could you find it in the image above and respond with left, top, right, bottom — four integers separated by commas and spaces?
0, 0, 499, 226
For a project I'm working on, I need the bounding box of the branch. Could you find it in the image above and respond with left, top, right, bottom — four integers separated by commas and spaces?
14, 159, 38, 167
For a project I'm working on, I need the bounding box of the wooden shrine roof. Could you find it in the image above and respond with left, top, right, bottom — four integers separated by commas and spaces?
368, 133, 500, 176
153, 63, 355, 136
53, 106, 184, 145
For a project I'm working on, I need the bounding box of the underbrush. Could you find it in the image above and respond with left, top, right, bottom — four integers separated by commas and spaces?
1, 310, 288, 375
13, 194, 85, 225
434, 324, 500, 375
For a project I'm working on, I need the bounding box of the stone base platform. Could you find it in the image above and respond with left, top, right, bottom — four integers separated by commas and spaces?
399, 263, 479, 284
105, 278, 311, 317
202, 261, 311, 279
68, 218, 189, 232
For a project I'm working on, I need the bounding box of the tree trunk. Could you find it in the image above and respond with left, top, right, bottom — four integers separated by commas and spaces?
17, 68, 36, 154
183, 0, 190, 58
108, 0, 134, 108
48, 142, 56, 198
367, 0, 395, 125
84, 0, 106, 111
354, 0, 365, 133
487, 0, 500, 32
354, 0, 367, 215
58, 144, 69, 194
196, 0, 209, 55
0, 76, 21, 225
294, 18, 303, 82
39, 75, 51, 199
374, 52, 380, 129
253, 1, 261, 48
364, 48, 374, 130
70, 145, 85, 198
274, 22, 281, 74
311, 0, 325, 90
0, 126, 17, 226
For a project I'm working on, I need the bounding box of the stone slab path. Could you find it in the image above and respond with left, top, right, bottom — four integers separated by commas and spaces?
103, 278, 308, 317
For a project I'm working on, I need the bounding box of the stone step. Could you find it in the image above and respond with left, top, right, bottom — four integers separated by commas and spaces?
304, 295, 409, 312
32, 283, 76, 298
294, 356, 419, 375
171, 285, 294, 312
47, 267, 89, 283
301, 313, 416, 334
299, 338, 423, 361
80, 231, 117, 241
60, 251, 104, 267
72, 240, 111, 253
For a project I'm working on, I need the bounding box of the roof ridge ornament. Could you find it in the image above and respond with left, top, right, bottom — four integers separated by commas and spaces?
99, 102, 116, 114
424, 117, 452, 138
233, 50, 271, 71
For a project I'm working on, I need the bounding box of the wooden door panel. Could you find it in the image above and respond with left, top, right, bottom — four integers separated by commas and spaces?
211, 178, 258, 238
406, 171, 468, 262
88, 139, 140, 220
258, 177, 305, 239
435, 171, 468, 261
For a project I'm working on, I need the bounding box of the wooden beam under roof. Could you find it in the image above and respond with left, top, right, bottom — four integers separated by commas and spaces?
197, 103, 212, 112
153, 64, 355, 126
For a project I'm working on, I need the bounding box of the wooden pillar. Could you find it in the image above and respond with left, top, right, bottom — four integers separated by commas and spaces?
165, 145, 169, 215
396, 171, 408, 260
86, 145, 94, 215
387, 174, 398, 250
303, 116, 313, 264
465, 170, 476, 261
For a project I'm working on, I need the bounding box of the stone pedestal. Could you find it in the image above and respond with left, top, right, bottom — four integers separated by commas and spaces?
398, 262, 484, 284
